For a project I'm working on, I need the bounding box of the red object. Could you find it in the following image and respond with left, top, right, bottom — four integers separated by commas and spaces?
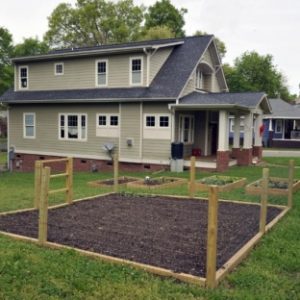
259, 124, 265, 137
192, 148, 201, 157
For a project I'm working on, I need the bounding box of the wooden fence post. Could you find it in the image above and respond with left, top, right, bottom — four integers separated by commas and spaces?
189, 156, 196, 198
38, 166, 50, 244
206, 186, 218, 288
113, 153, 119, 193
288, 159, 295, 208
66, 157, 73, 204
259, 168, 269, 234
34, 160, 42, 209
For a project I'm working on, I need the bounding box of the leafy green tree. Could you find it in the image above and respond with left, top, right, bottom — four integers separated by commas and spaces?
140, 25, 174, 41
13, 38, 49, 57
194, 30, 226, 58
0, 27, 14, 95
45, 0, 144, 48
145, 0, 187, 38
223, 51, 296, 101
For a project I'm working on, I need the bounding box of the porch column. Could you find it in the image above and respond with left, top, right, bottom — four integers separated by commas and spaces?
217, 110, 230, 172
232, 113, 241, 159
253, 114, 263, 160
238, 112, 253, 166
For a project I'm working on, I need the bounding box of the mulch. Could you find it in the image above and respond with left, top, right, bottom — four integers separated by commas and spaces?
0, 194, 282, 277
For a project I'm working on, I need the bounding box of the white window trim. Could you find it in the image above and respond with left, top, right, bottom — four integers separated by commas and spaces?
58, 113, 88, 142
229, 117, 245, 133
19, 65, 29, 90
179, 114, 195, 144
96, 113, 119, 128
23, 112, 36, 139
275, 119, 283, 134
129, 56, 143, 86
144, 114, 170, 129
54, 62, 64, 76
95, 59, 108, 87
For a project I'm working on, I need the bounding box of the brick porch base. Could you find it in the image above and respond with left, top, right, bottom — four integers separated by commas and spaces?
216, 151, 230, 172
237, 148, 253, 166
252, 146, 263, 160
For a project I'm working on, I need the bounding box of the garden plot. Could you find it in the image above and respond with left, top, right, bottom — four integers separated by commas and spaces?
246, 177, 300, 196
194, 175, 246, 192
0, 193, 282, 278
88, 176, 139, 187
127, 176, 186, 189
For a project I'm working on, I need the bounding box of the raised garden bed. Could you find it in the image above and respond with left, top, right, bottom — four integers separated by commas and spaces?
0, 194, 283, 278
245, 177, 300, 196
194, 175, 246, 192
88, 176, 139, 187
127, 176, 186, 189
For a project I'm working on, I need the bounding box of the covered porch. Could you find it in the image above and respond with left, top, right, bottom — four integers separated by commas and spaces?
170, 91, 271, 171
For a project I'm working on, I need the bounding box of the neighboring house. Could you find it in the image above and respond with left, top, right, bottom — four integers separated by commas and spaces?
263, 98, 300, 148
0, 35, 271, 172
0, 111, 7, 137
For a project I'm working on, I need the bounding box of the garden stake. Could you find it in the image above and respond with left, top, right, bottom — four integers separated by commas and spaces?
34, 160, 42, 209
38, 166, 50, 244
259, 168, 269, 233
288, 159, 295, 208
206, 185, 218, 288
113, 153, 119, 193
189, 156, 196, 198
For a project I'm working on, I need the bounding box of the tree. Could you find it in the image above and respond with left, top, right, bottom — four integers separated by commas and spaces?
194, 30, 226, 58
140, 25, 174, 41
44, 0, 144, 48
13, 38, 49, 57
145, 0, 187, 38
0, 27, 14, 95
223, 51, 296, 101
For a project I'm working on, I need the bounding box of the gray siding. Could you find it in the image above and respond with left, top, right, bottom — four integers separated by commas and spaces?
15, 53, 148, 91
120, 103, 141, 160
9, 104, 119, 159
149, 48, 172, 83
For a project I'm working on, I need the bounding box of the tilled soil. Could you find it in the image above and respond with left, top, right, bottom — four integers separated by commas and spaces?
0, 194, 282, 277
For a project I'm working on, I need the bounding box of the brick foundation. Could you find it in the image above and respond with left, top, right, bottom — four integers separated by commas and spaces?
231, 147, 240, 159
237, 148, 253, 166
252, 146, 263, 160
11, 153, 167, 173
216, 151, 230, 172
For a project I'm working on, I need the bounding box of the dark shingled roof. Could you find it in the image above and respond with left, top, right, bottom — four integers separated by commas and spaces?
265, 98, 300, 119
179, 91, 267, 108
1, 36, 214, 103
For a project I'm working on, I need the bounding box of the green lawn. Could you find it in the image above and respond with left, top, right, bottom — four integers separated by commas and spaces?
0, 152, 6, 165
0, 159, 300, 299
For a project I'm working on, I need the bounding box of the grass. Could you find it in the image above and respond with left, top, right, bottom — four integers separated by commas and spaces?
0, 152, 6, 165
0, 158, 300, 299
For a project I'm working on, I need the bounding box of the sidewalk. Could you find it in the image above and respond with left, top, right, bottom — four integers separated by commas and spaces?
263, 149, 300, 157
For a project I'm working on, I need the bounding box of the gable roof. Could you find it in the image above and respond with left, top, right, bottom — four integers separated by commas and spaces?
1, 35, 215, 103
177, 91, 271, 113
265, 98, 300, 119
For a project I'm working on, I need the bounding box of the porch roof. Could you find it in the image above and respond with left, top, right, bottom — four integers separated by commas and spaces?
178, 91, 271, 113
264, 98, 300, 119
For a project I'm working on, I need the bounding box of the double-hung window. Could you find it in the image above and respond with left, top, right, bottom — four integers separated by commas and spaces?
23, 113, 35, 138
96, 60, 108, 86
19, 66, 28, 89
54, 63, 64, 75
179, 115, 194, 143
59, 113, 87, 141
130, 57, 142, 85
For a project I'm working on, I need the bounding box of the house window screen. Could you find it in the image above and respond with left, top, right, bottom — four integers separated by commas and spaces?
131, 58, 142, 84
97, 61, 107, 85
24, 113, 35, 138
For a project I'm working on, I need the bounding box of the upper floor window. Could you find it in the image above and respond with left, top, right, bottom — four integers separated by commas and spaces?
130, 57, 143, 85
96, 60, 108, 86
59, 113, 87, 141
23, 113, 35, 138
19, 66, 28, 89
195, 69, 203, 89
54, 63, 64, 75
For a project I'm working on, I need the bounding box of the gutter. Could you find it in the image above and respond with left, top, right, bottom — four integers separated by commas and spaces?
169, 103, 252, 111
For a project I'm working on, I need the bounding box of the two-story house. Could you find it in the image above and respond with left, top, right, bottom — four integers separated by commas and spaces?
0, 35, 271, 172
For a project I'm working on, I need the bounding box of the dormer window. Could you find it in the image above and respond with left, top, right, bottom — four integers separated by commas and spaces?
96, 60, 108, 86
55, 63, 64, 75
195, 69, 203, 89
19, 66, 28, 89
195, 63, 213, 91
130, 57, 143, 85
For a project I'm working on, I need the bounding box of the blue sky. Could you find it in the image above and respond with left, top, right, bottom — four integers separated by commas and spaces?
1, 0, 299, 94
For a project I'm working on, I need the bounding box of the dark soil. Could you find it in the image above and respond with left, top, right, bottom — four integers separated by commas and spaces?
143, 178, 177, 186
0, 194, 282, 277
